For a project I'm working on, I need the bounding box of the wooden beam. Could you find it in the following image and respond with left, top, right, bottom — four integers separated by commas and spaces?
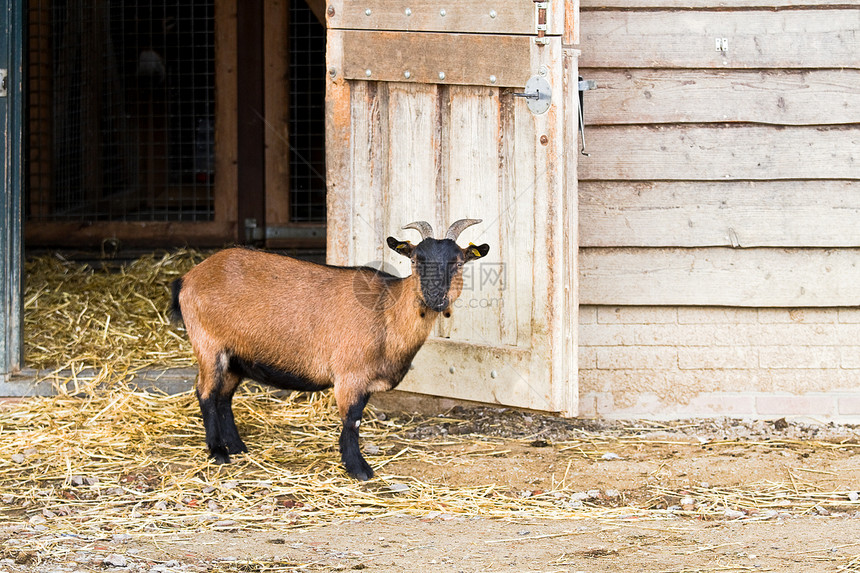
580, 10, 860, 69
340, 30, 531, 87
578, 125, 860, 181
264, 0, 291, 228
581, 69, 860, 126
24, 222, 237, 248
214, 0, 238, 238
328, 0, 557, 35
580, 181, 860, 248
580, 247, 860, 307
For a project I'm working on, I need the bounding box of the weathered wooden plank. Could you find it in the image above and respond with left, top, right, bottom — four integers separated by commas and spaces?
445, 86, 504, 346
384, 83, 442, 277
341, 31, 531, 87
331, 0, 531, 34
400, 340, 556, 412
580, 181, 860, 248
24, 222, 237, 248
329, 0, 564, 36
583, 0, 853, 7
578, 125, 860, 181
581, 69, 860, 126
580, 247, 860, 307
580, 10, 860, 69
350, 82, 389, 266
324, 29, 352, 266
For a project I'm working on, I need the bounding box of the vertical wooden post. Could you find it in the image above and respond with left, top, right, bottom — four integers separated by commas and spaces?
236, 0, 266, 243
214, 0, 238, 240
263, 0, 291, 229
1, 0, 25, 378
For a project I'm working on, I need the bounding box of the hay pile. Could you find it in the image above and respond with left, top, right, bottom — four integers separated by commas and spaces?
2, 251, 859, 551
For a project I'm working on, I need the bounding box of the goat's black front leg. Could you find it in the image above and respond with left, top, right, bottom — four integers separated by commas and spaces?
336, 390, 373, 480
197, 386, 232, 464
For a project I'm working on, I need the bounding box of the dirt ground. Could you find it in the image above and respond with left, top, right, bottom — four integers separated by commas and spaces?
3, 404, 860, 573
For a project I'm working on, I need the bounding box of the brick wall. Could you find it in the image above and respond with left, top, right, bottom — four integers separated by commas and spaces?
578, 306, 860, 422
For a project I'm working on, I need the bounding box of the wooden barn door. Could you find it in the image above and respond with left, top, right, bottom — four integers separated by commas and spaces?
326, 1, 579, 414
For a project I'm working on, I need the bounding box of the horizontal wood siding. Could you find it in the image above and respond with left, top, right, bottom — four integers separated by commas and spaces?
578, 1, 860, 307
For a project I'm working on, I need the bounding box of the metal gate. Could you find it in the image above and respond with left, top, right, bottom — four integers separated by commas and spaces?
326, 1, 580, 414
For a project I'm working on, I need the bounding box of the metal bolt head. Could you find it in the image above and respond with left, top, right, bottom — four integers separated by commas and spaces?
490, 370, 498, 379
438, 72, 446, 80
329, 67, 337, 78
404, 70, 411, 79
405, 7, 412, 16
449, 366, 456, 374
489, 9, 497, 18
538, 65, 549, 77
365, 69, 372, 77
365, 8, 371, 16
327, 5, 335, 17
540, 135, 549, 145
440, 8, 446, 16
489, 75, 497, 84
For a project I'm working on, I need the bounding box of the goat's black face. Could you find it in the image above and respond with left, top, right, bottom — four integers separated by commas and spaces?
387, 236, 490, 314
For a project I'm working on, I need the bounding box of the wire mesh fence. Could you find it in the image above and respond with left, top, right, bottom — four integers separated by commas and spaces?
27, 0, 216, 223
288, 0, 327, 223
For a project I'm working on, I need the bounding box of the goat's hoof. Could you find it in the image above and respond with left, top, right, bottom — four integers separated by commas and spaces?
226, 440, 248, 455
346, 461, 374, 481
209, 447, 231, 464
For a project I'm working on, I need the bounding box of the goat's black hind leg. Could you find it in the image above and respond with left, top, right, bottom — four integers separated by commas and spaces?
337, 391, 373, 480
197, 387, 231, 464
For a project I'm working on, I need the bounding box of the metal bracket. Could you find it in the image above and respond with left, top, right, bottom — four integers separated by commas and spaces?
0, 70, 7, 97
578, 77, 596, 156
513, 76, 552, 115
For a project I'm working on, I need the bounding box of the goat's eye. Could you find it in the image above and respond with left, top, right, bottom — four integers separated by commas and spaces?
456, 261, 464, 269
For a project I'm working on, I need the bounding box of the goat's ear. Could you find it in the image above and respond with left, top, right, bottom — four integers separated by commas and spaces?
387, 237, 415, 257
463, 242, 490, 262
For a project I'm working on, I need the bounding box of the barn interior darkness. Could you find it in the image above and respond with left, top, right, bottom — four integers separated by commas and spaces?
25, 0, 326, 237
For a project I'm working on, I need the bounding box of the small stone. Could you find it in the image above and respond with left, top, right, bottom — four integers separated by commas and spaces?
71, 475, 85, 486
587, 489, 601, 499
364, 444, 380, 455
571, 492, 589, 501
387, 482, 409, 493
680, 496, 694, 506
11, 453, 25, 464
153, 501, 168, 511
848, 491, 859, 502
23, 447, 38, 457
723, 508, 745, 519
1, 494, 13, 503
601, 452, 620, 461
104, 553, 128, 567
604, 489, 620, 498
213, 520, 237, 528
85, 476, 100, 486
112, 534, 133, 543
222, 481, 238, 490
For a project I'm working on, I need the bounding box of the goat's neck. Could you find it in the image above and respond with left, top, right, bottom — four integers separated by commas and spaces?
385, 273, 437, 351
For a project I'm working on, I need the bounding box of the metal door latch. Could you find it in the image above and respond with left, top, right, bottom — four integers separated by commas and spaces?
578, 77, 596, 155
0, 70, 7, 97
513, 76, 552, 115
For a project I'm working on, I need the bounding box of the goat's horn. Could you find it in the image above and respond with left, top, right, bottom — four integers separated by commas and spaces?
402, 221, 435, 240
444, 219, 482, 241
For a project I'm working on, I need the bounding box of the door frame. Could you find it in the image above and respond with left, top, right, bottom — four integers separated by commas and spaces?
1, 0, 25, 381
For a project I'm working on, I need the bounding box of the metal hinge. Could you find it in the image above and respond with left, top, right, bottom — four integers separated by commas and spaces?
0, 70, 7, 97
533, 1, 549, 45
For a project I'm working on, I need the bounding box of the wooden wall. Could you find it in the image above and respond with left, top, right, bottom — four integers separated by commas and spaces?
577, 1, 860, 307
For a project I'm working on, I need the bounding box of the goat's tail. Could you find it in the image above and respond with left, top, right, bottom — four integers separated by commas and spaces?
169, 278, 184, 324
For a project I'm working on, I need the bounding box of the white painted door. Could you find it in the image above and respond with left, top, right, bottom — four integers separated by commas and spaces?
325, 0, 579, 414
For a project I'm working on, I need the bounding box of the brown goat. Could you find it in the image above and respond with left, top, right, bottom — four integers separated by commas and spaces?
171, 219, 490, 480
